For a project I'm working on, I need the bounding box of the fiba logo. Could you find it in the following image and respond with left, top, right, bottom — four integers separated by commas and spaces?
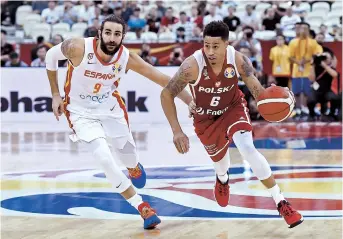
196, 107, 205, 115
224, 67, 235, 78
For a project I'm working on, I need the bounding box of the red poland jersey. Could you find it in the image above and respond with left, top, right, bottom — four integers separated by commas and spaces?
189, 45, 244, 126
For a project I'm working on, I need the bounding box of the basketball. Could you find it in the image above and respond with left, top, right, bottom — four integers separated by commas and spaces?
257, 86, 295, 122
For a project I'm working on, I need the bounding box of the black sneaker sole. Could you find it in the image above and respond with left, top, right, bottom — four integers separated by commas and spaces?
289, 216, 304, 229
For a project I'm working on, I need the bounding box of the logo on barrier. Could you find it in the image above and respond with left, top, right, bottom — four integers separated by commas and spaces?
1, 91, 148, 112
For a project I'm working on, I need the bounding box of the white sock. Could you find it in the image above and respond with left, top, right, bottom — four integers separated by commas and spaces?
213, 150, 230, 184
267, 184, 285, 205
218, 173, 229, 184
127, 193, 143, 210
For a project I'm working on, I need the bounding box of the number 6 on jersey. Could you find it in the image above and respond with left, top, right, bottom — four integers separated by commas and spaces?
210, 96, 221, 107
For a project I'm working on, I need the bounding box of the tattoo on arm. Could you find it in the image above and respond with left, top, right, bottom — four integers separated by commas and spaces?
165, 61, 192, 97
241, 55, 253, 77
61, 39, 76, 59
240, 55, 263, 100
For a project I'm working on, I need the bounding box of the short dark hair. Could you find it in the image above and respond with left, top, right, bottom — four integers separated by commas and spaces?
309, 29, 316, 39
301, 22, 310, 28
37, 36, 44, 44
1, 29, 7, 35
203, 21, 229, 41
276, 34, 285, 40
243, 25, 255, 33
100, 15, 126, 35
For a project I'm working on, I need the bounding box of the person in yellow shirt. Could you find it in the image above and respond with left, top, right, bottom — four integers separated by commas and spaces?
269, 34, 290, 87
289, 22, 323, 116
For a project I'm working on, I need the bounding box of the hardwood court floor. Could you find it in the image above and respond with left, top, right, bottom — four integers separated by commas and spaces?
1, 122, 342, 239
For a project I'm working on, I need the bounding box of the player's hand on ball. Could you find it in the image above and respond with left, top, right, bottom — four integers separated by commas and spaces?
188, 100, 196, 118
52, 94, 64, 121
271, 84, 295, 103
173, 131, 190, 154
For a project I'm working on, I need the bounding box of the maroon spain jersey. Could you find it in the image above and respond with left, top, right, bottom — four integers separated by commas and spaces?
189, 45, 244, 123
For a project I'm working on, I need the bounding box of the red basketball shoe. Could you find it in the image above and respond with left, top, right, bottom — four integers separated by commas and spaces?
214, 173, 230, 207
138, 202, 161, 229
277, 200, 304, 228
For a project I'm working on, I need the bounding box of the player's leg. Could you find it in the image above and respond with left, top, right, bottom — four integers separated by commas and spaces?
232, 131, 303, 228
88, 137, 160, 229
69, 114, 160, 229
109, 135, 146, 189
212, 150, 231, 207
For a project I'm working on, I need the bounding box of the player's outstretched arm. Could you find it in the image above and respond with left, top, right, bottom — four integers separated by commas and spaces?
160, 56, 198, 154
235, 51, 265, 100
127, 52, 193, 105
45, 38, 84, 121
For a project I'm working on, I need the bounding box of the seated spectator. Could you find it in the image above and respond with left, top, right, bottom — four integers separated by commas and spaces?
140, 44, 159, 66
88, 6, 104, 25
4, 52, 28, 67
173, 11, 194, 41
161, 7, 179, 28
262, 8, 280, 31
190, 6, 203, 30
100, 0, 114, 17
1, 30, 15, 67
223, 6, 241, 32
319, 24, 335, 42
31, 46, 47, 67
175, 27, 186, 43
122, 1, 138, 22
32, 0, 48, 15
232, 26, 262, 67
31, 36, 52, 61
127, 7, 146, 32
155, 1, 166, 20
215, 0, 228, 18
113, 6, 123, 18
78, 1, 95, 23
203, 4, 223, 26
145, 7, 160, 33
168, 46, 184, 66
60, 1, 78, 27
308, 52, 338, 120
190, 26, 203, 42
269, 35, 291, 87
280, 7, 301, 31
41, 1, 60, 25
51, 34, 63, 46
84, 18, 100, 37
239, 4, 258, 30
292, 0, 307, 21
272, 1, 286, 22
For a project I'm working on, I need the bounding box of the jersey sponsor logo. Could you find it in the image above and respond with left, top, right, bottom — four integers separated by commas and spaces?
224, 67, 235, 78
79, 92, 110, 103
195, 106, 229, 116
84, 70, 115, 80
87, 53, 94, 60
198, 85, 234, 94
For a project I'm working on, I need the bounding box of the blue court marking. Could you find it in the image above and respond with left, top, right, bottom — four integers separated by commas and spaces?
1, 193, 339, 219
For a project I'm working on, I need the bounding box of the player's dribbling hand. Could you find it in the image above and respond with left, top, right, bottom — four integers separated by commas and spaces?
173, 131, 190, 154
188, 100, 196, 118
52, 94, 64, 121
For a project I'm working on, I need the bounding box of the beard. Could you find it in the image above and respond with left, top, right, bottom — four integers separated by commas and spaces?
99, 34, 123, 56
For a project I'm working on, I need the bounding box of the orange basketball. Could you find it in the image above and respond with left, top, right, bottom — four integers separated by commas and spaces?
257, 86, 295, 122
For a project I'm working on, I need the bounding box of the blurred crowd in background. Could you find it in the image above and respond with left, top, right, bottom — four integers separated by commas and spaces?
1, 0, 342, 121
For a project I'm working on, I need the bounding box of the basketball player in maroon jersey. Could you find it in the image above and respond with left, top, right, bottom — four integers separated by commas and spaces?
161, 21, 303, 228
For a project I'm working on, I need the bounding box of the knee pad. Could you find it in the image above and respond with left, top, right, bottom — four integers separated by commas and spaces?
114, 140, 139, 168
89, 138, 132, 193
233, 131, 272, 180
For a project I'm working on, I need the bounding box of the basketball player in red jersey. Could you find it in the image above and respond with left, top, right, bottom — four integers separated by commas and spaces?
161, 21, 303, 228
45, 15, 192, 229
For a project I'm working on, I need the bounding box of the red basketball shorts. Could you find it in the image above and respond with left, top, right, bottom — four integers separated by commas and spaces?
194, 99, 252, 162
